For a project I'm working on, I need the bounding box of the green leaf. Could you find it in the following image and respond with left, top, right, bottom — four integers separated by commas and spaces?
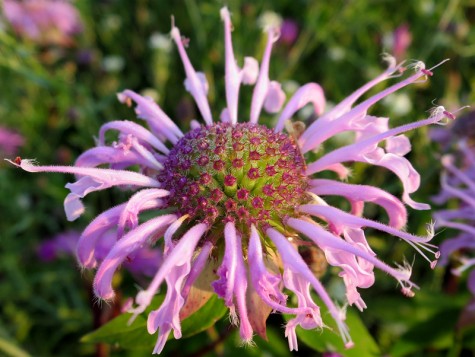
81, 294, 227, 350
0, 337, 31, 357
390, 309, 460, 356
181, 294, 227, 338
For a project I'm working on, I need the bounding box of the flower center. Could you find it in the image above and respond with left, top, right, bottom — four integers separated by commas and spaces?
159, 123, 309, 235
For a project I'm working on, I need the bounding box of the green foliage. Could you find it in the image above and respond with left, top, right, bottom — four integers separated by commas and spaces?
81, 294, 227, 350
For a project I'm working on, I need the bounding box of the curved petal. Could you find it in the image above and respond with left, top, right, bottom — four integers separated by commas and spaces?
171, 26, 213, 125
118, 89, 183, 143
309, 179, 408, 229
93, 214, 177, 300
275, 83, 325, 132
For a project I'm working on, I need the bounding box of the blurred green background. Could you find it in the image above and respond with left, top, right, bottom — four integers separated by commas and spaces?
1, 0, 474, 356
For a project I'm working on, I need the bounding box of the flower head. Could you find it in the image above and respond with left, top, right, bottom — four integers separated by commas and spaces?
3, 0, 83, 46
8, 7, 455, 353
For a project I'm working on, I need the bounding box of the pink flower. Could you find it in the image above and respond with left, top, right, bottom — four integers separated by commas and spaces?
0, 126, 24, 156
8, 7, 455, 353
434, 141, 475, 305
3, 0, 83, 46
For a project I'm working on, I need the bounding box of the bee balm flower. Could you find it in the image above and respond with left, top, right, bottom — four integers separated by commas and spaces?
8, 8, 455, 353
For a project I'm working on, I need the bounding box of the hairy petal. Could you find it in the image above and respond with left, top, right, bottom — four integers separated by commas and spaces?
287, 218, 417, 297
129, 223, 208, 319
275, 83, 325, 132
117, 90, 183, 144
171, 26, 213, 125
93, 214, 177, 300
8, 159, 161, 221
267, 228, 354, 350
306, 112, 450, 209
250, 27, 279, 123
309, 179, 408, 229
117, 189, 169, 238
98, 120, 169, 154
77, 204, 125, 268
300, 61, 433, 153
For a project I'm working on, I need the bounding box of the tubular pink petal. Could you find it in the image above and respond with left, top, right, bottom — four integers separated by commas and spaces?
129, 223, 208, 319
117, 189, 169, 238
221, 7, 241, 125
220, 108, 231, 123
185, 72, 209, 95
75, 146, 148, 169
8, 159, 161, 220
353, 116, 389, 141
93, 214, 177, 300
77, 204, 126, 268
98, 120, 169, 154
148, 260, 190, 354
117, 90, 183, 144
241, 57, 259, 85
283, 269, 324, 347
248, 225, 308, 315
250, 27, 279, 123
163, 215, 189, 253
212, 222, 239, 308
233, 231, 254, 341
275, 83, 325, 132
263, 81, 286, 113
181, 241, 213, 299
300, 64, 430, 153
287, 218, 417, 294
306, 113, 449, 209
299, 57, 399, 147
386, 135, 411, 156
299, 204, 433, 245
171, 26, 213, 125
211, 223, 253, 339
309, 179, 408, 229
129, 138, 163, 170
267, 228, 353, 349
9, 159, 160, 188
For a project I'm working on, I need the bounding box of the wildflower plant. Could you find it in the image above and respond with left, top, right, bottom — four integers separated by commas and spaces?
8, 7, 457, 354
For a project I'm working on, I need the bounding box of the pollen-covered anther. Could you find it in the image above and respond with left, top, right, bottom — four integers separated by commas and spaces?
160, 122, 310, 232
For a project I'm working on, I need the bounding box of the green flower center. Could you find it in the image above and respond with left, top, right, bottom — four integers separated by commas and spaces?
159, 122, 309, 235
